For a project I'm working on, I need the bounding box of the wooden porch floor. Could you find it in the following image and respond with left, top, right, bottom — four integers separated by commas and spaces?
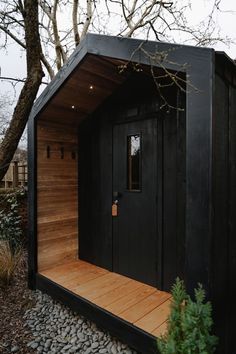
40, 259, 171, 338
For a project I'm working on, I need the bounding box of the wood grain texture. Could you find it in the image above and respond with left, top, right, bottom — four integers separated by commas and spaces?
37, 120, 78, 271
152, 321, 168, 337
105, 285, 156, 315
39, 55, 128, 126
40, 259, 171, 337
93, 279, 143, 308
119, 291, 171, 323
134, 299, 171, 333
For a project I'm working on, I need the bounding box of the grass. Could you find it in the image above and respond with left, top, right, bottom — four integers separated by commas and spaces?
0, 241, 24, 287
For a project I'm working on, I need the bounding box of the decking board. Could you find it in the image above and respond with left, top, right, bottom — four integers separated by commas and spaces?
152, 321, 168, 337
93, 279, 143, 308
135, 299, 172, 333
119, 291, 171, 323
105, 284, 156, 315
41, 261, 108, 287
40, 259, 171, 338
73, 273, 131, 301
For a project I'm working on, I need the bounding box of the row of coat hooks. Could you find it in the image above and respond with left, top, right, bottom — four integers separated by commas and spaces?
46, 145, 76, 160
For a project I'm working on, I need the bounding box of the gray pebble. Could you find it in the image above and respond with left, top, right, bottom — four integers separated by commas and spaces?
45, 339, 52, 348
91, 342, 99, 349
11, 346, 19, 353
62, 344, 72, 350
106, 342, 113, 351
25, 290, 137, 354
70, 327, 76, 335
72, 338, 79, 345
84, 348, 92, 354
77, 332, 86, 341
111, 344, 118, 354
65, 325, 70, 333
57, 337, 68, 344
28, 341, 39, 349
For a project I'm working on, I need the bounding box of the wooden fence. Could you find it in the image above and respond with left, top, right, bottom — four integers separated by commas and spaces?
0, 161, 28, 189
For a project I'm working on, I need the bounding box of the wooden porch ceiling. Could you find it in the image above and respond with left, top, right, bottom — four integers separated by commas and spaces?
40, 259, 171, 338
39, 55, 130, 126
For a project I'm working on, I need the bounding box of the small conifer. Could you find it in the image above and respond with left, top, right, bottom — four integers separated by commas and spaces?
157, 278, 218, 354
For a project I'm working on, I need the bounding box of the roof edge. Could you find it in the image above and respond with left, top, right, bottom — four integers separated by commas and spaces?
29, 33, 216, 122
216, 50, 236, 67
30, 35, 89, 120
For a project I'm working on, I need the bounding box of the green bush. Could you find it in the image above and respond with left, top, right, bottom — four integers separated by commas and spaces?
0, 188, 25, 252
157, 278, 218, 354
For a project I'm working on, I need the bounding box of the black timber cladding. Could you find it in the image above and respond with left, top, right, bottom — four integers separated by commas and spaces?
78, 72, 186, 289
28, 34, 236, 354
211, 53, 236, 354
30, 33, 215, 292
27, 114, 37, 289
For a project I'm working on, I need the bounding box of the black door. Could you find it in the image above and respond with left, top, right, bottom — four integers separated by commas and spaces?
113, 118, 158, 286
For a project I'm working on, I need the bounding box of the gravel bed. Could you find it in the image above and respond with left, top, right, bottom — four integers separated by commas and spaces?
24, 290, 138, 354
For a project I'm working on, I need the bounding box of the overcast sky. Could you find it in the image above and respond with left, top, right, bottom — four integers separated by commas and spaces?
0, 0, 236, 100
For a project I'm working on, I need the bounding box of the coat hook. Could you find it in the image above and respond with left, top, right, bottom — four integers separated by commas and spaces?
47, 146, 50, 158
60, 147, 64, 159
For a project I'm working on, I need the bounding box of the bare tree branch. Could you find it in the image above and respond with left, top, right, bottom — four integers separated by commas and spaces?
72, 0, 80, 46
0, 76, 48, 85
80, 0, 93, 41
0, 0, 231, 180
0, 24, 26, 48
40, 52, 55, 79
0, 0, 44, 180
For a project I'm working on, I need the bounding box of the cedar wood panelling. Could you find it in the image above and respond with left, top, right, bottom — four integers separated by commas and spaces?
37, 120, 78, 271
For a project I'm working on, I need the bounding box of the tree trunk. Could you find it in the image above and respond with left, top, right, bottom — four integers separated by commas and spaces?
0, 0, 44, 182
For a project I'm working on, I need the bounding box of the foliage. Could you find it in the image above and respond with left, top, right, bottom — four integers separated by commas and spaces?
158, 278, 218, 354
0, 188, 26, 252
0, 240, 24, 286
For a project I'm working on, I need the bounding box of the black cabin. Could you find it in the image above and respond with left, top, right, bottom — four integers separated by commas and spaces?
28, 34, 236, 354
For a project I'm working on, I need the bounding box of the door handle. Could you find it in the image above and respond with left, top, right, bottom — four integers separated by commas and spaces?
112, 192, 121, 217
113, 191, 122, 200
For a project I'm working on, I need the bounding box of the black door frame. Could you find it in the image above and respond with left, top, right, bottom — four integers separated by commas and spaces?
111, 112, 163, 289
79, 92, 187, 292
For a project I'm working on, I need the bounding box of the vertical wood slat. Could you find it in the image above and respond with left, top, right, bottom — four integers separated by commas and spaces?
227, 84, 236, 352
212, 74, 229, 349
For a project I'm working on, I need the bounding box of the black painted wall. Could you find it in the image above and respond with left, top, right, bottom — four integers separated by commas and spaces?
211, 56, 236, 353
78, 72, 186, 291
78, 113, 113, 271
27, 35, 236, 354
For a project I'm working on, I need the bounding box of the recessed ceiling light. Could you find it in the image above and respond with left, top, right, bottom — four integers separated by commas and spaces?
89, 85, 94, 90
71, 105, 75, 109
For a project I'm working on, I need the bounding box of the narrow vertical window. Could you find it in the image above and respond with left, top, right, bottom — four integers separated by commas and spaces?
127, 134, 141, 191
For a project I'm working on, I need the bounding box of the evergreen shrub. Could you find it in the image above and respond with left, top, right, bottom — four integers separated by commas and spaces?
158, 278, 218, 354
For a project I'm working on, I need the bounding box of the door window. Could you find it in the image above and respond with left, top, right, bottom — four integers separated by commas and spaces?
127, 134, 141, 191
